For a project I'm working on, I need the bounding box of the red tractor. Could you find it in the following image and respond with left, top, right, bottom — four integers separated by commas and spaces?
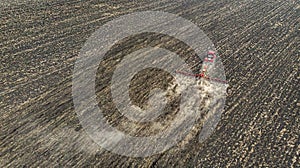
204, 51, 217, 63
176, 51, 227, 84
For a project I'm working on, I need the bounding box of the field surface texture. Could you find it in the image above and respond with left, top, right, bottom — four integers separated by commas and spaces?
1, 0, 299, 167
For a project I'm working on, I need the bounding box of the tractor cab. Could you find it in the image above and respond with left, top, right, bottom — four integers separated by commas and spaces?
204, 51, 216, 63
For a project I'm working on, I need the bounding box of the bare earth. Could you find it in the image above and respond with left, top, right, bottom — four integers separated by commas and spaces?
1, 0, 299, 167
